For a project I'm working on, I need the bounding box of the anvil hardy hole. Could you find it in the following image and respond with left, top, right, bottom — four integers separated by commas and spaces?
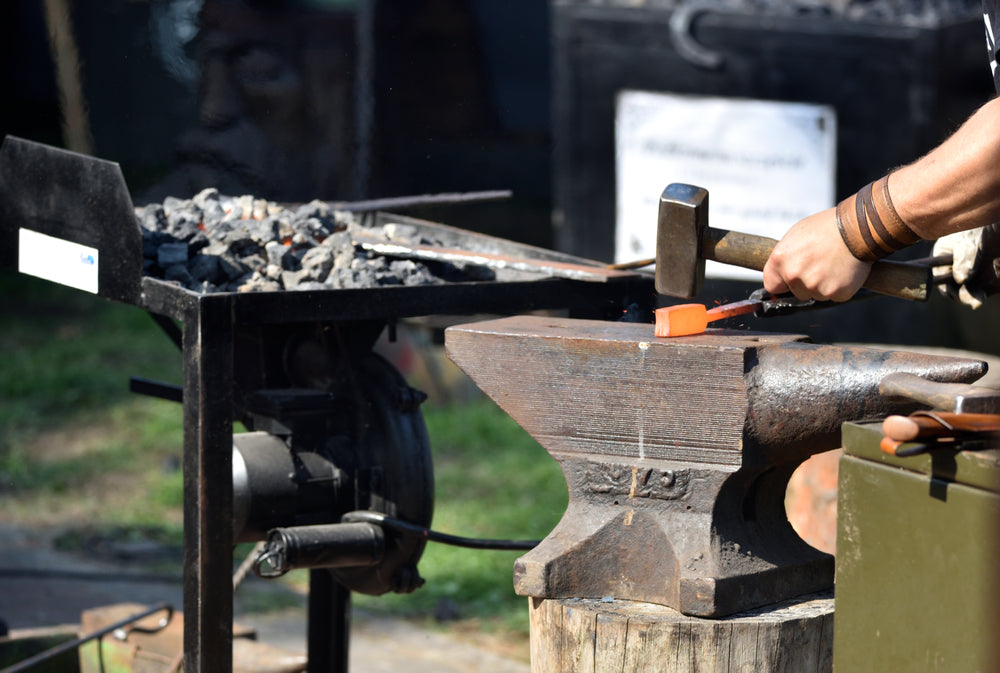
784, 449, 841, 555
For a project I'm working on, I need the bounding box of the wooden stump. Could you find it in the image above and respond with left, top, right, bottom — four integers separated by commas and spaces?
528, 592, 833, 673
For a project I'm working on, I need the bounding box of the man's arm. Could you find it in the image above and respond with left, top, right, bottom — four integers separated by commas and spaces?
763, 96, 1000, 302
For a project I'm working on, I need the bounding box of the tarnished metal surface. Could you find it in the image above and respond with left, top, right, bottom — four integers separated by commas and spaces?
746, 342, 987, 462
879, 372, 1000, 414
445, 315, 987, 616
354, 235, 637, 283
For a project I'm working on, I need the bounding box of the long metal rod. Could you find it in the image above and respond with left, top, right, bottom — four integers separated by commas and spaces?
329, 189, 512, 212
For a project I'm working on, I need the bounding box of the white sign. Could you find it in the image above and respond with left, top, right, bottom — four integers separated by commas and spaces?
19, 228, 99, 294
615, 90, 837, 281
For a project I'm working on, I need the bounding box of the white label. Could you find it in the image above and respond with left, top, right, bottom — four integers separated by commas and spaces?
615, 91, 837, 281
19, 228, 99, 294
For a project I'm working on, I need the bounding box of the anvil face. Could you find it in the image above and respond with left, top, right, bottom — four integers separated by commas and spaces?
447, 316, 803, 468
445, 315, 986, 616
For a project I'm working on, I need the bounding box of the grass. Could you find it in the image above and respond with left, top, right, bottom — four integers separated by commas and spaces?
353, 399, 566, 636
0, 269, 566, 646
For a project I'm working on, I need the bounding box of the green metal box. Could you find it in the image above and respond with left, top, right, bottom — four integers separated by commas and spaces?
834, 422, 1000, 672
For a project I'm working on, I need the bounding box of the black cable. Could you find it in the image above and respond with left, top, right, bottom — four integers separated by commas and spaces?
341, 511, 540, 551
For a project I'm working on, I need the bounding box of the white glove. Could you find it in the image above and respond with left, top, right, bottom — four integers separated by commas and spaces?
933, 224, 1000, 309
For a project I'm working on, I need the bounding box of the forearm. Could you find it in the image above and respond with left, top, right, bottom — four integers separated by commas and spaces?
890, 96, 1000, 239
764, 97, 1000, 302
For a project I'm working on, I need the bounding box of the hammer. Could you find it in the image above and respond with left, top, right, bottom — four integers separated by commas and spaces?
655, 183, 931, 301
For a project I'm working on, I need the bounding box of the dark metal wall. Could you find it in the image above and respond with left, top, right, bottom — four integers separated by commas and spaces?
549, 2, 998, 346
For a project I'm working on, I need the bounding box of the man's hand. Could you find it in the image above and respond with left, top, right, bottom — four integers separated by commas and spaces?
933, 224, 1000, 309
763, 207, 872, 302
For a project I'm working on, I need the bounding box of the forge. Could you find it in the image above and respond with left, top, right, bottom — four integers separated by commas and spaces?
0, 136, 654, 673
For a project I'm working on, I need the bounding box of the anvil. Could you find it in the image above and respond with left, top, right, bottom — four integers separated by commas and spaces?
445, 315, 987, 617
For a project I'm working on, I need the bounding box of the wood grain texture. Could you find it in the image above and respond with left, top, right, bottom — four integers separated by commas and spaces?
528, 594, 833, 673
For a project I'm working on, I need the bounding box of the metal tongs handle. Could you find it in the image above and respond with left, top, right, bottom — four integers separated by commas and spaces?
749, 288, 876, 318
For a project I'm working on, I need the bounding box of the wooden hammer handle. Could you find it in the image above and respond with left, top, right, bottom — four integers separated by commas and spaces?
702, 227, 930, 301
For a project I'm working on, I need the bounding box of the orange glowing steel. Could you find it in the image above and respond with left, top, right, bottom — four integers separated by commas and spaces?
654, 298, 762, 337
654, 304, 707, 337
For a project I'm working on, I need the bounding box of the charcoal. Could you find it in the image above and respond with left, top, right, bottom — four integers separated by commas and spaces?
295, 281, 330, 292
246, 218, 279, 244
137, 205, 168, 231
223, 230, 259, 256
231, 195, 255, 218
264, 241, 291, 268
158, 242, 189, 267
203, 240, 229, 257
162, 195, 187, 213
300, 247, 334, 281
238, 273, 282, 293
274, 217, 294, 241
391, 259, 443, 286
218, 254, 250, 282
322, 230, 351, 250
239, 254, 267, 274
295, 199, 333, 220
226, 272, 255, 291
252, 199, 270, 221
164, 264, 194, 286
264, 264, 284, 281
188, 254, 221, 284
282, 269, 309, 288
142, 229, 174, 258
193, 187, 220, 209
137, 190, 498, 293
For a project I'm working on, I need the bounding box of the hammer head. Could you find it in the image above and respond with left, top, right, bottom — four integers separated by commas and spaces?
655, 183, 708, 298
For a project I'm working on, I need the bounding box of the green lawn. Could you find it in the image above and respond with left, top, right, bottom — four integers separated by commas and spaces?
0, 270, 566, 640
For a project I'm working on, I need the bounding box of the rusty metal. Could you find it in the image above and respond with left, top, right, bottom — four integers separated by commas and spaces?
445, 315, 987, 617
353, 233, 638, 283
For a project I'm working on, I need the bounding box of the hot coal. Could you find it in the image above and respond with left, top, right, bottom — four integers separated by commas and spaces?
135, 188, 495, 293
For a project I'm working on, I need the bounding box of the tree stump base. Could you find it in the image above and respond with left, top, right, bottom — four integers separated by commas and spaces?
528, 591, 834, 673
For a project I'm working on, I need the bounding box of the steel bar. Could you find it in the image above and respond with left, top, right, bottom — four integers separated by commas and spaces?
329, 189, 512, 212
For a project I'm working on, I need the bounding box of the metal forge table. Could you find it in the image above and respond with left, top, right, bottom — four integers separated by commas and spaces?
0, 136, 655, 673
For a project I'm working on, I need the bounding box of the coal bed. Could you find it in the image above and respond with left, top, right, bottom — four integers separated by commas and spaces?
137, 189, 497, 294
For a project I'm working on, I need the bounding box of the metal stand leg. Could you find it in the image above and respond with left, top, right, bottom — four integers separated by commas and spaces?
307, 570, 351, 673
182, 295, 235, 672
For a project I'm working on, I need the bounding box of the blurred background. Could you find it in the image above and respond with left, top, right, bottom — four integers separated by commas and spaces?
1, 0, 999, 663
